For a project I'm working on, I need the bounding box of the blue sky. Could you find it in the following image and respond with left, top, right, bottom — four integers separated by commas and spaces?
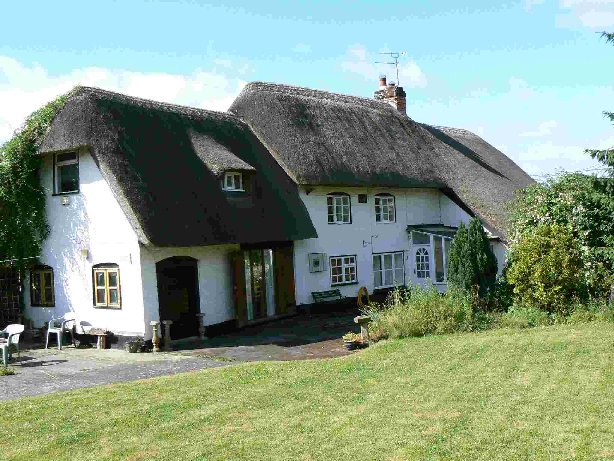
1, 0, 613, 178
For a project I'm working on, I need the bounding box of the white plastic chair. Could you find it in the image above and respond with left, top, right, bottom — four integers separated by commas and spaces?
45, 313, 77, 350
0, 324, 24, 366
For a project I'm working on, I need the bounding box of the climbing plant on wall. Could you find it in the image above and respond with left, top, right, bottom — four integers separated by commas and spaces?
0, 91, 73, 269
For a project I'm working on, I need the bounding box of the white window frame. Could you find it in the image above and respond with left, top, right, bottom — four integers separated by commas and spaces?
374, 195, 395, 223
330, 255, 357, 286
415, 247, 431, 279
54, 151, 79, 194
411, 231, 453, 284
373, 251, 404, 289
327, 194, 351, 224
222, 172, 244, 191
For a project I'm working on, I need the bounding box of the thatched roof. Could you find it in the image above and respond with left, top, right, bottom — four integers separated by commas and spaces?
230, 82, 534, 238
40, 86, 316, 246
189, 130, 255, 177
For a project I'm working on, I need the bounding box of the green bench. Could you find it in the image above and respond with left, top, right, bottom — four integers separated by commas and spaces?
311, 289, 345, 304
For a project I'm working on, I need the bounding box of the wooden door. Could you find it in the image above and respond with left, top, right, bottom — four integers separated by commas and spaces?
232, 252, 248, 327
273, 245, 296, 315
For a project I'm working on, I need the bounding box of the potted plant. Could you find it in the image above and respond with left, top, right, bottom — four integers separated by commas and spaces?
342, 332, 365, 351
124, 337, 144, 353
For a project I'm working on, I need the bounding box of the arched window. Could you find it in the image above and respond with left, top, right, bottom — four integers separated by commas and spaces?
93, 263, 121, 308
374, 193, 395, 223
30, 265, 54, 307
326, 193, 351, 224
415, 248, 430, 279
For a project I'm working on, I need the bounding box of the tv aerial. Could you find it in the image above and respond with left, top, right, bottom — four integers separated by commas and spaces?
375, 51, 406, 86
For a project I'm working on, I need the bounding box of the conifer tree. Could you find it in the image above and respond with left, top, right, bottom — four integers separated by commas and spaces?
447, 218, 498, 296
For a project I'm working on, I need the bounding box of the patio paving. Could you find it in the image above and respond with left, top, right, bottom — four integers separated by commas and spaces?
0, 309, 359, 401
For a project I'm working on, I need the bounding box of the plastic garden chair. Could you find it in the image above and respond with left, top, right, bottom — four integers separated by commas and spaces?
45, 313, 77, 350
0, 324, 24, 366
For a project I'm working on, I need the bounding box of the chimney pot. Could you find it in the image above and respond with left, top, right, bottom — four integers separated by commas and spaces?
379, 75, 387, 87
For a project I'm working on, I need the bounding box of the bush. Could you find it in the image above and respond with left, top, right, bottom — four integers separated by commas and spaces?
366, 286, 473, 341
559, 300, 614, 325
510, 173, 614, 301
447, 218, 498, 300
499, 304, 550, 329
506, 224, 586, 315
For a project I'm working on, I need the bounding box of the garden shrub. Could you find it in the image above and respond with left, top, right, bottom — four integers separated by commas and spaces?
366, 285, 474, 341
506, 223, 586, 315
559, 300, 614, 325
447, 218, 498, 301
509, 173, 614, 301
499, 304, 550, 329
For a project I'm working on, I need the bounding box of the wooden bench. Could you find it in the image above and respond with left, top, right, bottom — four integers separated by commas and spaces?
312, 289, 344, 304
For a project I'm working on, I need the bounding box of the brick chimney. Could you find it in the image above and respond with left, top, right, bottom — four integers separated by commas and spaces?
373, 75, 406, 115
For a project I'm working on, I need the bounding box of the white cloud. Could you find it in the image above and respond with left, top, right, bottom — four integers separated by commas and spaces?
292, 43, 312, 54
517, 135, 614, 162
0, 56, 249, 144
556, 0, 614, 28
523, 0, 546, 11
520, 120, 559, 137
341, 44, 427, 88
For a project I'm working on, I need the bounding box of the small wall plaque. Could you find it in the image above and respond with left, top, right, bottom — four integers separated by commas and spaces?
308, 253, 326, 273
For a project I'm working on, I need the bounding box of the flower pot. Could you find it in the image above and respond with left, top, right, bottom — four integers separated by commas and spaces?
343, 340, 363, 351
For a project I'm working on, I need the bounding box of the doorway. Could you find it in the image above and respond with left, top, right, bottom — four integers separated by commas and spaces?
233, 244, 296, 326
156, 257, 200, 339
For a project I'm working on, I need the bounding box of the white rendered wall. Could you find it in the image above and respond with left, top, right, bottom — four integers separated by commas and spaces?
139, 244, 239, 339
24, 149, 146, 336
293, 187, 475, 306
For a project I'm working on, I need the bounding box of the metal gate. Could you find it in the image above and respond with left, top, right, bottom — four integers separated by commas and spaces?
0, 267, 22, 328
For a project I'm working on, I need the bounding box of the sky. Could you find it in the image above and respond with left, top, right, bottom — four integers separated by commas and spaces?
1, 0, 613, 179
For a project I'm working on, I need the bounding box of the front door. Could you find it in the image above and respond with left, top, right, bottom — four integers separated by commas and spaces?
156, 257, 200, 339
411, 246, 432, 287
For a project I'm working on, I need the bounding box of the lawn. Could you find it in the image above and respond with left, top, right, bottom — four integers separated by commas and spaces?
2, 323, 614, 460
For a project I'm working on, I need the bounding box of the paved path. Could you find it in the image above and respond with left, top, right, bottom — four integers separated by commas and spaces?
0, 349, 227, 401
1, 310, 357, 401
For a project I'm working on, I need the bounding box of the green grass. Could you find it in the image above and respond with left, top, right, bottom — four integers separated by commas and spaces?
3, 323, 614, 460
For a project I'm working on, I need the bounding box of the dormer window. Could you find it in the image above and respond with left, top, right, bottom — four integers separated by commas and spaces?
222, 172, 244, 191
54, 151, 79, 194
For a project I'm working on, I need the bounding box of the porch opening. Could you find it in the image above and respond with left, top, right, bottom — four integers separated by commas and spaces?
156, 256, 200, 339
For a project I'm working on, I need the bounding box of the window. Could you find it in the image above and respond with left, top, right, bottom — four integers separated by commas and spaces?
54, 152, 79, 194
30, 266, 54, 307
415, 248, 430, 279
222, 172, 243, 191
93, 264, 121, 308
327, 193, 351, 224
375, 194, 395, 223
411, 231, 453, 283
330, 255, 357, 285
373, 252, 404, 288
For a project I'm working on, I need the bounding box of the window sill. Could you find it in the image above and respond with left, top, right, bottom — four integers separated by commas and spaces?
30, 305, 55, 308
375, 221, 396, 224
52, 191, 79, 197
330, 281, 358, 287
327, 222, 351, 225
93, 305, 122, 310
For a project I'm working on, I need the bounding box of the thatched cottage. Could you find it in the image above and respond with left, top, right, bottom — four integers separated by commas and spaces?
21, 79, 532, 342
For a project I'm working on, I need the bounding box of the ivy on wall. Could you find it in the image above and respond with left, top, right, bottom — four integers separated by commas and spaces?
0, 90, 73, 269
